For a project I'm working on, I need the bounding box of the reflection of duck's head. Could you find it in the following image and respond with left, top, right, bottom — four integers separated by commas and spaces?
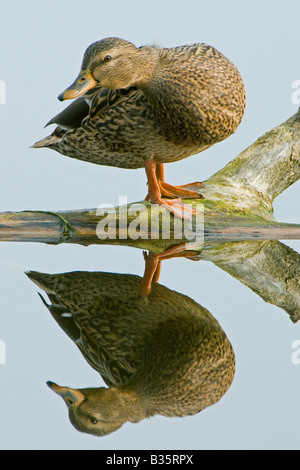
27, 270, 235, 436
47, 382, 145, 436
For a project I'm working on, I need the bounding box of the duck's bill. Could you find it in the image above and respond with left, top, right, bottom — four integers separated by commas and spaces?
58, 71, 97, 101
47, 381, 85, 407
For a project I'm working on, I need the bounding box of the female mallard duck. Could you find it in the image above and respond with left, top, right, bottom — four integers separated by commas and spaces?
34, 37, 246, 218
27, 270, 235, 437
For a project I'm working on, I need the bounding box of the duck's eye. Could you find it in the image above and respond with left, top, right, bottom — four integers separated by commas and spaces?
103, 55, 112, 62
90, 417, 98, 425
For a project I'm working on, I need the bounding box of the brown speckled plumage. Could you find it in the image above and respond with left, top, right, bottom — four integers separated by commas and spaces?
34, 38, 245, 170
27, 270, 235, 437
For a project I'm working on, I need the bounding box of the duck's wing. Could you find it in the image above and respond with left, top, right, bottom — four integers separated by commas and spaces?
35, 290, 137, 388
26, 271, 141, 388
44, 86, 138, 130
44, 96, 90, 130
78, 324, 138, 388
33, 86, 139, 149
88, 86, 138, 120
43, 86, 100, 130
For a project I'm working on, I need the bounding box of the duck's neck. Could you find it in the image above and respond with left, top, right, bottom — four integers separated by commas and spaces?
116, 385, 177, 421
134, 46, 162, 88
114, 386, 148, 424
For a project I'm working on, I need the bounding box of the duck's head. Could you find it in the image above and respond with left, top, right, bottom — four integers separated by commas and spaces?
47, 381, 145, 436
58, 37, 156, 101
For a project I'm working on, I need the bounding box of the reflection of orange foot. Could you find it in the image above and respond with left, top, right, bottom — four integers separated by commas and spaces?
139, 244, 201, 297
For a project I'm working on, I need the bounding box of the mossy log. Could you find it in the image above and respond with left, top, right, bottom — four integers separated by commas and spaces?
0, 109, 300, 250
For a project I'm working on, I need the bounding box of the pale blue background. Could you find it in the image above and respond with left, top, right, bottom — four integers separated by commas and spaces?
0, 0, 300, 450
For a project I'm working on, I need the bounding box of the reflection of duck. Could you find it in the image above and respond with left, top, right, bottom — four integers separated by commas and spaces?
33, 37, 245, 218
27, 270, 235, 437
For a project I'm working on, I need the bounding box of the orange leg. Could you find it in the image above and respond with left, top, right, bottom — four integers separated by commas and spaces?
139, 244, 201, 297
146, 163, 204, 200
144, 161, 202, 219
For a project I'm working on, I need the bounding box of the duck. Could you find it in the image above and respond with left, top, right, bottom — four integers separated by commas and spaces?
26, 269, 235, 437
33, 37, 246, 218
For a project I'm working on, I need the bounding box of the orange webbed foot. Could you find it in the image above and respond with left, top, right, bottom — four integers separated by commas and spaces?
152, 197, 200, 219
144, 161, 203, 220
158, 180, 204, 199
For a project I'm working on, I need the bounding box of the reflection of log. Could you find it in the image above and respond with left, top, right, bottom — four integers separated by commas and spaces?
200, 240, 300, 323
0, 110, 300, 248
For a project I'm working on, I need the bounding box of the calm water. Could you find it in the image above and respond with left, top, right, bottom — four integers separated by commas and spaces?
1, 237, 299, 450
